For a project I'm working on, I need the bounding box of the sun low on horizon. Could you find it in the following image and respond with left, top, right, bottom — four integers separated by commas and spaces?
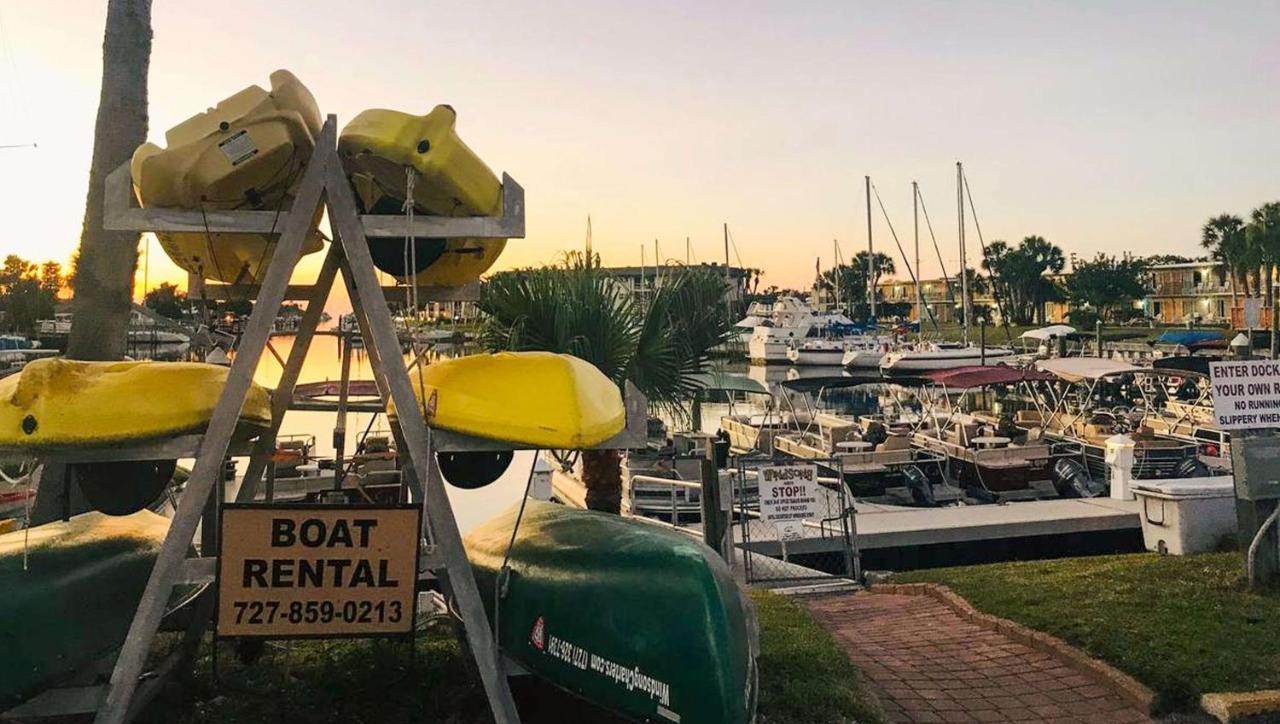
0, 0, 1275, 315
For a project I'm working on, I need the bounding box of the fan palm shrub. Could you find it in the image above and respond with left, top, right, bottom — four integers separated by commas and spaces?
480, 259, 733, 513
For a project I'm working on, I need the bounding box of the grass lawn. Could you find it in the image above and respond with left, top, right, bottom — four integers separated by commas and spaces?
752, 590, 884, 724
140, 590, 882, 724
897, 551, 1280, 713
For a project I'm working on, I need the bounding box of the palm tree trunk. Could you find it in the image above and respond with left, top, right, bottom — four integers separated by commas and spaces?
581, 448, 623, 514
67, 0, 152, 361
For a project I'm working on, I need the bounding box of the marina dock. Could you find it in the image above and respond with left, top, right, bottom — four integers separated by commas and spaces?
716, 491, 1145, 572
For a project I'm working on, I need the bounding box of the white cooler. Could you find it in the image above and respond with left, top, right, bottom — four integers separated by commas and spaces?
1132, 476, 1236, 555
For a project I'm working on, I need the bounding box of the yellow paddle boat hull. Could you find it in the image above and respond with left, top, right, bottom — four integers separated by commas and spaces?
0, 359, 271, 449
391, 352, 624, 449
131, 69, 324, 284
338, 106, 506, 288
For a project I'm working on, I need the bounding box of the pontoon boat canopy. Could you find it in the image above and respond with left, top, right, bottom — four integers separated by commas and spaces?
778, 375, 876, 393
1151, 356, 1223, 377
1035, 357, 1142, 382
690, 372, 769, 395
1019, 324, 1075, 341
924, 365, 1055, 388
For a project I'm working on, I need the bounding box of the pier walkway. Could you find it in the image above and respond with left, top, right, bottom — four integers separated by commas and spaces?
805, 592, 1151, 723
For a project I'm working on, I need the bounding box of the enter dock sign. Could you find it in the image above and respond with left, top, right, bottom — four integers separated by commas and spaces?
758, 464, 821, 524
1209, 360, 1280, 430
217, 504, 421, 638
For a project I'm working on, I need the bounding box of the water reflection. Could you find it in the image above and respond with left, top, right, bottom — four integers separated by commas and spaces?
251, 334, 534, 534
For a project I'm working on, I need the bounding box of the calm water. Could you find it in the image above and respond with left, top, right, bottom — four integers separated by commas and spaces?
251, 334, 534, 535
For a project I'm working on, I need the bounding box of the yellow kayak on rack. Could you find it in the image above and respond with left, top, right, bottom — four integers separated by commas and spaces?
131, 69, 325, 285
0, 358, 271, 449
391, 352, 624, 449
338, 105, 507, 288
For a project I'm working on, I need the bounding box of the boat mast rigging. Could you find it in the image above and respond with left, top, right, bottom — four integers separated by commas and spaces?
960, 168, 1016, 343
914, 180, 923, 342
958, 162, 971, 345
870, 181, 941, 334
865, 175, 876, 319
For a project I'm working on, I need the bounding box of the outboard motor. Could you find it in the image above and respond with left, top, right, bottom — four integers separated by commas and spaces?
437, 450, 514, 489
73, 459, 178, 516
1052, 458, 1104, 498
1175, 457, 1211, 479
903, 465, 937, 507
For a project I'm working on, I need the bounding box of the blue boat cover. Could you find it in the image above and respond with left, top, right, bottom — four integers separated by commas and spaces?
1155, 330, 1225, 346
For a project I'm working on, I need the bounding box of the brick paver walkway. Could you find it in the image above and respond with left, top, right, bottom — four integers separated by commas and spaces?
805, 592, 1152, 723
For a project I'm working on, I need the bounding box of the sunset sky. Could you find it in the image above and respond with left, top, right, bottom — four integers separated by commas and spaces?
0, 0, 1276, 311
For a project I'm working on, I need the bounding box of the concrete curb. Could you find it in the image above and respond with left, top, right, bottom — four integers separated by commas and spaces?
869, 582, 1156, 715
1201, 690, 1280, 723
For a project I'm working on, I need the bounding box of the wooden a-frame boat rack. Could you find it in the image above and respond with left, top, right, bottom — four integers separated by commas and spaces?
1, 115, 645, 724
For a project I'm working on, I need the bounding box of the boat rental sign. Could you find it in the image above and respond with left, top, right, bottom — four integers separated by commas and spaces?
1209, 360, 1280, 430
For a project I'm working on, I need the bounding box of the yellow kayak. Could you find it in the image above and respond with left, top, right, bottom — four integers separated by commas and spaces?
338, 105, 506, 288
131, 69, 325, 284
0, 359, 271, 449
391, 352, 624, 449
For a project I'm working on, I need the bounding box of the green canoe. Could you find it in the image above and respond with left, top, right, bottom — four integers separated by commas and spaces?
466, 500, 759, 724
0, 511, 175, 703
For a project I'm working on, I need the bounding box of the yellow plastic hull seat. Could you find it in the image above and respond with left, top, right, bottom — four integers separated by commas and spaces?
0, 359, 271, 449
131, 70, 325, 284
338, 106, 507, 288
391, 352, 624, 449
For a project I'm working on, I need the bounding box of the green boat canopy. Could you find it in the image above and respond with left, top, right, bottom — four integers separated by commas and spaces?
690, 372, 769, 396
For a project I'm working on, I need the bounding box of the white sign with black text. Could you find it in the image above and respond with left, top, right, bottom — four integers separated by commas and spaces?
1209, 360, 1280, 430
758, 464, 821, 524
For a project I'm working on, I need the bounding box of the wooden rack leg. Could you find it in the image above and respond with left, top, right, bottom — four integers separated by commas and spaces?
325, 161, 521, 723
235, 245, 340, 503
93, 121, 334, 724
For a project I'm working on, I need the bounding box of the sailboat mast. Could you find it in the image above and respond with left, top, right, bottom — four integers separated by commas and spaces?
914, 180, 923, 342
958, 162, 970, 345
866, 175, 876, 318
832, 239, 842, 313
723, 222, 732, 320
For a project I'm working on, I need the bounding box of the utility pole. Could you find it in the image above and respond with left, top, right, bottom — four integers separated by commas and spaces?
914, 180, 923, 343
866, 175, 876, 318
958, 162, 971, 345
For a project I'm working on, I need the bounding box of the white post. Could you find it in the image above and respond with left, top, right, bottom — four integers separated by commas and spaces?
1105, 434, 1137, 500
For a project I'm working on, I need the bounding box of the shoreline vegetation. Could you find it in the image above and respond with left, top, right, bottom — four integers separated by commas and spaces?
898, 551, 1280, 713
139, 590, 881, 724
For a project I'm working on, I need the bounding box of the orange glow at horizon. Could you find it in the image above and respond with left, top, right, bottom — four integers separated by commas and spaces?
0, 0, 1275, 320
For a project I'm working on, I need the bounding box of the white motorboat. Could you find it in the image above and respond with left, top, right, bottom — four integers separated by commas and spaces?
786, 338, 845, 366
748, 325, 808, 364
880, 343, 1015, 374
743, 296, 857, 364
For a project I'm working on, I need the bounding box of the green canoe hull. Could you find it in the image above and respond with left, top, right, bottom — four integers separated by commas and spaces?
0, 511, 171, 703
466, 500, 758, 724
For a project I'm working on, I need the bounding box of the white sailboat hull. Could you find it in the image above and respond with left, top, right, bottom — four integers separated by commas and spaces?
786, 347, 845, 366
880, 346, 1014, 373
841, 348, 886, 369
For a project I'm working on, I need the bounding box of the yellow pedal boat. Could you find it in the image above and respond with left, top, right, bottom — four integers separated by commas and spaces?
131, 69, 325, 285
0, 358, 271, 449
338, 105, 507, 288
390, 351, 624, 449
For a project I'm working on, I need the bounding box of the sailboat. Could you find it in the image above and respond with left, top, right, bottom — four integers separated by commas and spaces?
877, 164, 1014, 374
